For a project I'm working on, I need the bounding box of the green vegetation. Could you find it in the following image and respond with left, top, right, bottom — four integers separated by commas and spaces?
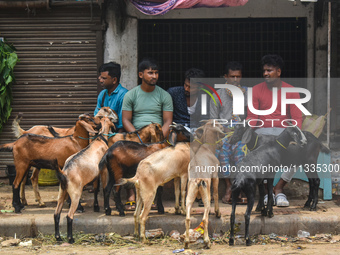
0, 39, 18, 133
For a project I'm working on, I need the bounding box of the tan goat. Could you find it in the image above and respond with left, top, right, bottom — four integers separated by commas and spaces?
118, 142, 190, 243
54, 116, 115, 244
184, 122, 225, 249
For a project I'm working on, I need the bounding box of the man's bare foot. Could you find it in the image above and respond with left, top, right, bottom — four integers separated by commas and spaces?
222, 190, 231, 204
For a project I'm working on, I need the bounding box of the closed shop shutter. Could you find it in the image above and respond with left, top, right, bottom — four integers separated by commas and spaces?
0, 5, 103, 177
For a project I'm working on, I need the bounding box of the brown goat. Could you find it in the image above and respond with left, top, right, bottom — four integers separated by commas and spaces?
184, 122, 225, 249
54, 117, 115, 244
98, 123, 193, 216
0, 119, 99, 213
107, 122, 164, 147
11, 107, 117, 207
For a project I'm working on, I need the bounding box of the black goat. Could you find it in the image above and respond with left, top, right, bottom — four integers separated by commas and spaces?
229, 126, 307, 246
229, 124, 330, 211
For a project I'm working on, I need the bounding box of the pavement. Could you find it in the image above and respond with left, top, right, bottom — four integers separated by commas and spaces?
1, 182, 340, 240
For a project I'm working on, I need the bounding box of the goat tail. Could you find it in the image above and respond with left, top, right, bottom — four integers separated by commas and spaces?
98, 154, 108, 172
56, 168, 68, 190
0, 143, 14, 152
47, 126, 60, 137
231, 174, 245, 192
12, 114, 24, 138
114, 177, 137, 187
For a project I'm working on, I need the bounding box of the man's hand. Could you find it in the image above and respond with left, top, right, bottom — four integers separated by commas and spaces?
162, 111, 173, 138
122, 110, 136, 132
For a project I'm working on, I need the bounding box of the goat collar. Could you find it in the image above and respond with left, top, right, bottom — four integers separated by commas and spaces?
78, 135, 98, 140
248, 135, 259, 151
194, 134, 228, 145
98, 135, 109, 145
276, 139, 287, 150
136, 132, 144, 144
104, 132, 117, 138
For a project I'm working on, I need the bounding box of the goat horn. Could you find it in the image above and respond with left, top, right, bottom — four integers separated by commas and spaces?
295, 125, 307, 145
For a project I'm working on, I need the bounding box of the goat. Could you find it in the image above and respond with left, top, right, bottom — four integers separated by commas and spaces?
229, 124, 330, 211
0, 119, 99, 213
11, 108, 117, 207
54, 117, 115, 244
12, 107, 117, 138
229, 126, 307, 246
184, 121, 226, 249
117, 142, 190, 243
98, 123, 193, 216
107, 122, 164, 147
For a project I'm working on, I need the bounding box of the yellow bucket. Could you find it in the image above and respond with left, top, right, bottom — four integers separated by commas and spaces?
38, 169, 59, 186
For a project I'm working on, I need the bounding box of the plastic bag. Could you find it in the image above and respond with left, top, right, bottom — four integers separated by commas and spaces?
301, 111, 330, 138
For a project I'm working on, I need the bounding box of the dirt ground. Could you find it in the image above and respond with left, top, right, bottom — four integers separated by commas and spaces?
2, 181, 340, 254
1, 237, 340, 255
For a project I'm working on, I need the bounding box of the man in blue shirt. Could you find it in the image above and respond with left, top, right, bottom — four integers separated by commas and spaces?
95, 62, 128, 132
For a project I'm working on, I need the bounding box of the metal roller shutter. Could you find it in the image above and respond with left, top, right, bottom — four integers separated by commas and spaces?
0, 5, 103, 177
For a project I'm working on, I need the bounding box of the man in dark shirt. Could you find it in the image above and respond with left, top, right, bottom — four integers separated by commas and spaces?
167, 68, 207, 132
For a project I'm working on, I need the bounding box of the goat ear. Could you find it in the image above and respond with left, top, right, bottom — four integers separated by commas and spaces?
241, 127, 253, 144
195, 126, 204, 139
168, 132, 177, 146
79, 120, 98, 134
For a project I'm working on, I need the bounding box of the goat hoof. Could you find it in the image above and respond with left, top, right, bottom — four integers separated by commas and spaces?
229, 238, 234, 246
105, 208, 112, 215
310, 207, 317, 211
76, 205, 85, 213
55, 236, 63, 242
204, 240, 211, 249
119, 210, 125, 217
267, 211, 274, 218
261, 210, 267, 216
158, 208, 165, 214
216, 211, 221, 218
184, 242, 189, 249
14, 206, 22, 214
68, 238, 75, 244
246, 238, 252, 246
94, 206, 100, 212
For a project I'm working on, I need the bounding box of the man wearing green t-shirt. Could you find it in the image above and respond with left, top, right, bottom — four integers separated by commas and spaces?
122, 58, 173, 137
122, 58, 173, 210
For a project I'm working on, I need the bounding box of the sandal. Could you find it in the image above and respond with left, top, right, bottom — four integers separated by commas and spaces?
151, 202, 157, 210
228, 197, 247, 205
125, 201, 136, 211
275, 193, 289, 207
264, 194, 276, 206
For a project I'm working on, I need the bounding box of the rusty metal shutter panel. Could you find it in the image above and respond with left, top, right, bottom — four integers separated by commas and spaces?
0, 6, 102, 177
